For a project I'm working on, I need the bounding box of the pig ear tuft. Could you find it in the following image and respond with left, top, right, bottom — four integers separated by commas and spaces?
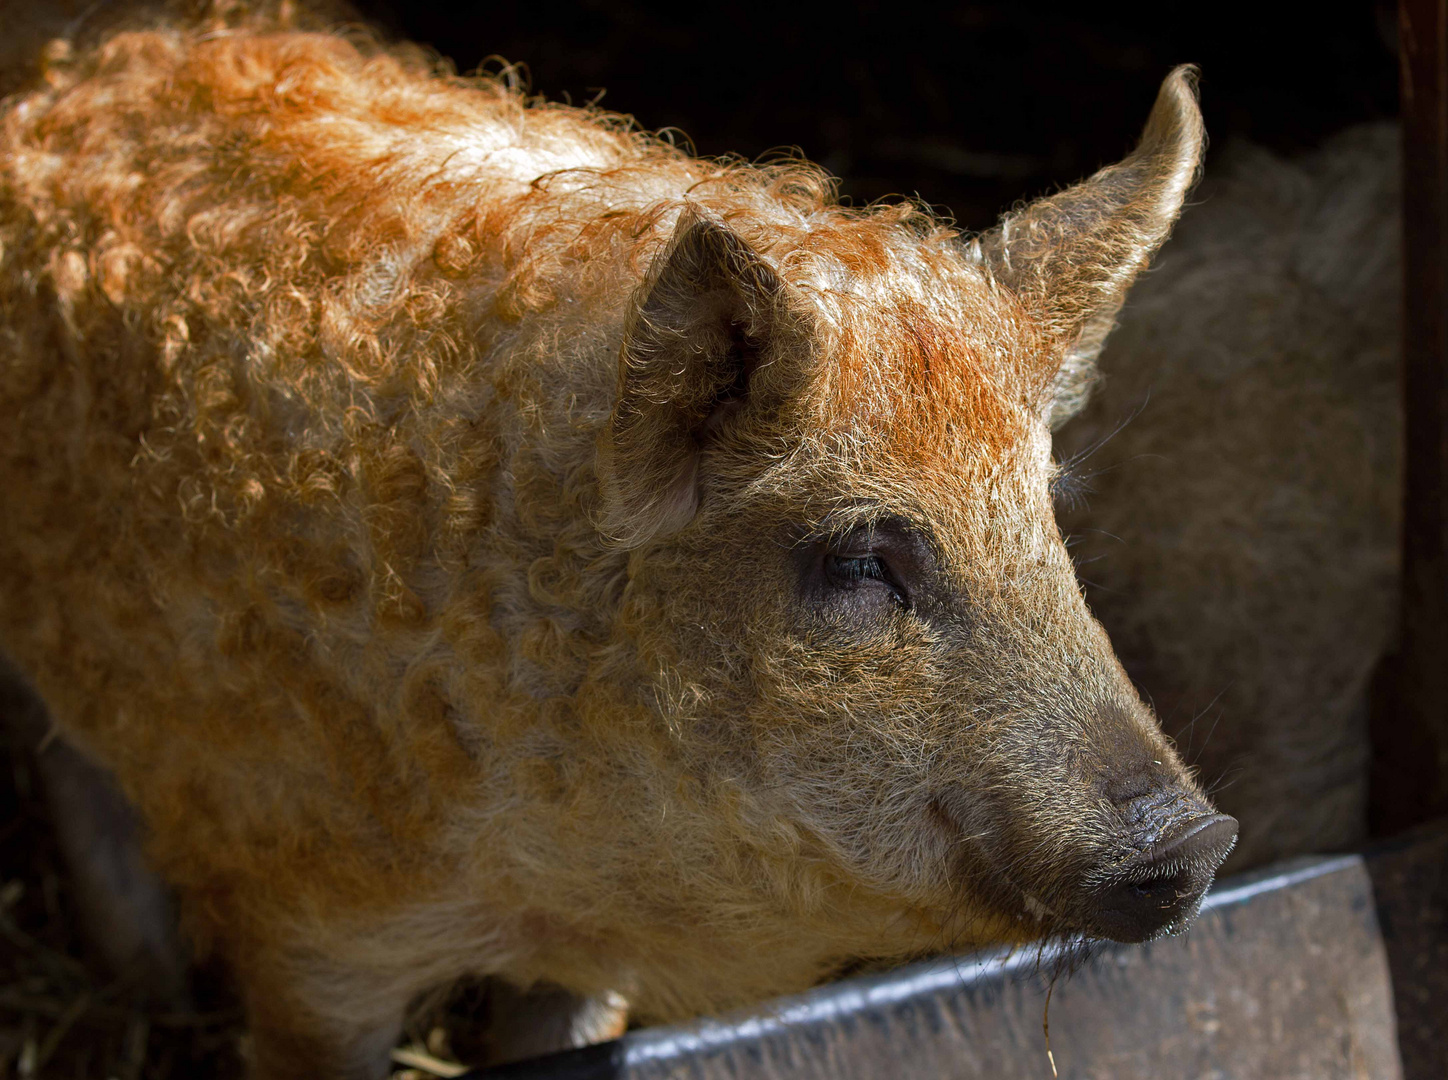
972, 65, 1205, 428
595, 208, 783, 548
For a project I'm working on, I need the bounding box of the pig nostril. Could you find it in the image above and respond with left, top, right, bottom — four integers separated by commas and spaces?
1154, 813, 1238, 870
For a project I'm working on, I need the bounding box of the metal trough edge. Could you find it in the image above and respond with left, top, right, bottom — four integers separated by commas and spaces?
467, 825, 1446, 1080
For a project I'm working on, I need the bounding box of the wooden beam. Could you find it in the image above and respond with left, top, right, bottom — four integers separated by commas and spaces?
1373, 0, 1448, 833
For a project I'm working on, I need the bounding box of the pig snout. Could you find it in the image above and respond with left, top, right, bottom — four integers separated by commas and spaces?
1084, 786, 1238, 942
941, 689, 1238, 946
1063, 695, 1238, 942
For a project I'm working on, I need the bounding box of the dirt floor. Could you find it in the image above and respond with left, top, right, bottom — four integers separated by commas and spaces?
0, 1, 1399, 1076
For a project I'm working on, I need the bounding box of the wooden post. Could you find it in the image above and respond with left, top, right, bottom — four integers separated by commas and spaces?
1374, 0, 1448, 833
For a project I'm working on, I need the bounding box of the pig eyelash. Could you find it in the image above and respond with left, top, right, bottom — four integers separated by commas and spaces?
823, 549, 910, 608
826, 552, 888, 584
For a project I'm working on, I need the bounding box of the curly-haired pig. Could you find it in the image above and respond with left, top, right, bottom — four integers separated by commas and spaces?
0, 9, 1234, 1077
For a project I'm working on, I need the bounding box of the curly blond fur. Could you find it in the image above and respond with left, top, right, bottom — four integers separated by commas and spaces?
0, 6, 1222, 1076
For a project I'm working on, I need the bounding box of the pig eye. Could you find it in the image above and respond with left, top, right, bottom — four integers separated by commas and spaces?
822, 549, 909, 608
795, 515, 930, 616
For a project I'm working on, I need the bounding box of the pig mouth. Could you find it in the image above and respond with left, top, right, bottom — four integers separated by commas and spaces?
924, 796, 1066, 942
925, 794, 1237, 947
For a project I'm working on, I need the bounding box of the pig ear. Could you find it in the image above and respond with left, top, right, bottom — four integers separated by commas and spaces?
971, 66, 1205, 427
595, 208, 785, 547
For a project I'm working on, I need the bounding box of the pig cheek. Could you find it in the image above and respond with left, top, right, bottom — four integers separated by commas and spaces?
749, 635, 960, 875
960, 714, 1120, 910
678, 526, 985, 899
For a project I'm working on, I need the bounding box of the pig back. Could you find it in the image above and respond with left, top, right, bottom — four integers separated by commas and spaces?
0, 21, 712, 918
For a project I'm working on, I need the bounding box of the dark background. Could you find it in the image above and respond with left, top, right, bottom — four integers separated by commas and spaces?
353, 0, 1399, 231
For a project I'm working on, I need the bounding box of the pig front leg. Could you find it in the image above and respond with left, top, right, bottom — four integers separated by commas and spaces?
2, 671, 189, 1003
35, 727, 191, 1001
238, 951, 413, 1080
238, 947, 628, 1078
478, 979, 629, 1066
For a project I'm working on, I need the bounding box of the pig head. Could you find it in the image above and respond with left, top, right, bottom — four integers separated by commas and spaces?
593, 67, 1234, 974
